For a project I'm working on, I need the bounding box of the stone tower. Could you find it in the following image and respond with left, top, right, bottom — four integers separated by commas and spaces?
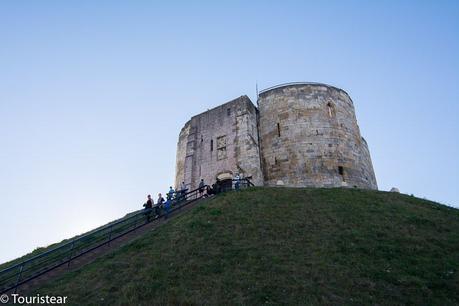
258, 83, 377, 189
175, 82, 377, 190
174, 96, 263, 191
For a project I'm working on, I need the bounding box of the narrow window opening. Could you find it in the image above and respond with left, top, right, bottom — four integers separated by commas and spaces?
277, 123, 281, 137
338, 166, 345, 181
316, 129, 319, 136
227, 108, 231, 116
327, 102, 334, 118
210, 139, 213, 152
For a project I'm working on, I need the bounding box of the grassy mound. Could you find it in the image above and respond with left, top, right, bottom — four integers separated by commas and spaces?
35, 188, 459, 305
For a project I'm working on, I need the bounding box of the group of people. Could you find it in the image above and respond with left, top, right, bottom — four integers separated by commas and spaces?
142, 193, 166, 221
203, 173, 242, 196
142, 174, 244, 221
142, 183, 191, 221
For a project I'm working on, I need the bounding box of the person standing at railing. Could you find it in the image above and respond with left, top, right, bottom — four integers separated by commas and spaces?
234, 173, 241, 191
168, 186, 175, 201
153, 194, 162, 218
157, 193, 165, 216
164, 197, 171, 219
199, 179, 205, 197
179, 181, 188, 201
180, 181, 186, 192
143, 194, 153, 222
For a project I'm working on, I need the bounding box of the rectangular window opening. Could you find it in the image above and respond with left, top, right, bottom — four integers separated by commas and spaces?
227, 108, 231, 116
338, 166, 344, 177
216, 135, 227, 160
277, 123, 281, 137
210, 139, 213, 152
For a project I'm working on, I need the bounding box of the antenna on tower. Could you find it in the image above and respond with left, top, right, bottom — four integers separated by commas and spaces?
256, 82, 259, 108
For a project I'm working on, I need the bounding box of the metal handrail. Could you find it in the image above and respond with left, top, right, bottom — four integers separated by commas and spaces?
0, 178, 254, 293
0, 185, 205, 292
0, 211, 142, 275
0, 183, 207, 275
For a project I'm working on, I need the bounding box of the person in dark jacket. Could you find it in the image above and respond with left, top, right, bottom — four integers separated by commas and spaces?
178, 181, 188, 202
143, 194, 153, 222
206, 185, 214, 196
214, 178, 221, 194
180, 182, 187, 193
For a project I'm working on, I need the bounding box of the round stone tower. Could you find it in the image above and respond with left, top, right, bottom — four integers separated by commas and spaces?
258, 82, 377, 189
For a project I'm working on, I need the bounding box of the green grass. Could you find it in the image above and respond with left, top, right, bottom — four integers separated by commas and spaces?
0, 211, 136, 272
0, 209, 150, 292
34, 188, 459, 305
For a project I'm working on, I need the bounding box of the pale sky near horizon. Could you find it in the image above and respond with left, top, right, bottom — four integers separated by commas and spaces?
1, 1, 458, 264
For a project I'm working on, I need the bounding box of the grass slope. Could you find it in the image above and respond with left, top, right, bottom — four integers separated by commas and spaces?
0, 211, 141, 271
35, 188, 459, 305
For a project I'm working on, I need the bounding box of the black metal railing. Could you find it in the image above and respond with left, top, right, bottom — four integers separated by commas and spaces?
0, 178, 253, 294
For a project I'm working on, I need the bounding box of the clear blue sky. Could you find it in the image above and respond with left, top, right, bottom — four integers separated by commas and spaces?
1, 1, 458, 264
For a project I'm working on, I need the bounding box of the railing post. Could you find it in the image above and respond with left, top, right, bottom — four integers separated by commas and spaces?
67, 240, 76, 268
14, 263, 24, 293
107, 224, 113, 246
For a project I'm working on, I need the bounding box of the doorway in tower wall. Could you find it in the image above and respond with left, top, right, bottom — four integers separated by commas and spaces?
216, 172, 233, 192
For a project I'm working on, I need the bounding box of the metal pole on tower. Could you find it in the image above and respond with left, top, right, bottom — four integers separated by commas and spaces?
256, 82, 259, 108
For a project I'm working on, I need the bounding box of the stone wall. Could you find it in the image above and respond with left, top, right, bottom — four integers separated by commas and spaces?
174, 96, 263, 190
258, 83, 377, 189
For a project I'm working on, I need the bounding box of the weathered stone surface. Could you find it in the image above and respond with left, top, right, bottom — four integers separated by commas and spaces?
258, 83, 377, 189
175, 83, 378, 190
174, 96, 263, 190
